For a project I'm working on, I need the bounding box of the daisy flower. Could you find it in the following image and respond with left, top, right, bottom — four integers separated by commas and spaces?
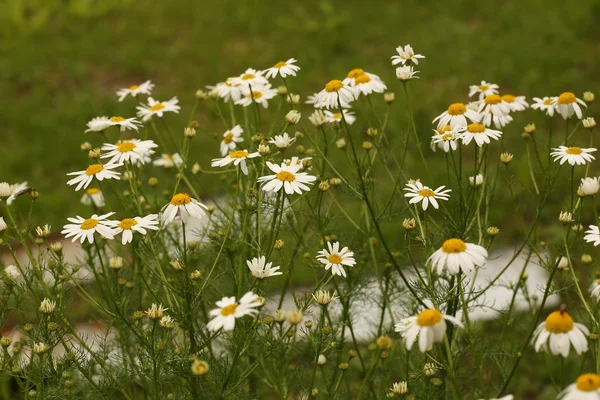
403, 181, 451, 211
309, 110, 327, 126
551, 146, 596, 166
501, 94, 529, 112
395, 66, 419, 81
257, 161, 316, 195
85, 116, 111, 133
0, 181, 28, 205
532, 309, 589, 357
61, 212, 116, 243
211, 150, 260, 175
531, 96, 557, 116
246, 256, 282, 279
305, 93, 320, 107
220, 125, 244, 156
316, 241, 356, 278
66, 162, 121, 191
428, 238, 488, 275
478, 95, 512, 129
559, 374, 600, 400
153, 153, 184, 169
391, 44, 425, 66
460, 123, 502, 147
116, 80, 154, 101
105, 214, 160, 245
580, 177, 600, 196
207, 291, 262, 331
236, 84, 278, 108
315, 80, 358, 109
394, 309, 463, 352
584, 225, 600, 246
431, 128, 461, 152
136, 97, 181, 122
556, 92, 587, 120
105, 116, 142, 132
161, 193, 208, 225
80, 187, 105, 207
468, 81, 499, 100
264, 58, 300, 79
233, 68, 269, 88
343, 68, 387, 95
469, 174, 484, 187
101, 139, 157, 165
589, 279, 600, 300
268, 132, 296, 149
433, 103, 481, 130
214, 78, 243, 102
430, 124, 451, 151
324, 110, 356, 125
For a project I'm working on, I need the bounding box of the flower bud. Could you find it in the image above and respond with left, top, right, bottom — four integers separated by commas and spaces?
583, 91, 595, 103
583, 117, 596, 130
524, 123, 536, 133
191, 359, 209, 376
184, 127, 196, 138
384, 92, 395, 104
285, 110, 301, 125
487, 226, 500, 236
403, 218, 416, 231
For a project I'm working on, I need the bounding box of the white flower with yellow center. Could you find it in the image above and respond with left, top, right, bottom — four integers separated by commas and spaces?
315, 79, 358, 109
235, 84, 278, 108
85, 116, 111, 133
233, 68, 269, 88
468, 80, 499, 100
80, 187, 105, 207
116, 80, 154, 101
428, 238, 488, 275
501, 94, 528, 112
211, 150, 260, 175
101, 139, 157, 165
430, 124, 451, 151
555, 92, 587, 120
264, 58, 300, 79
531, 96, 558, 116
589, 278, 600, 300
213, 78, 243, 102
0, 181, 28, 205
431, 127, 461, 152
105, 116, 141, 132
220, 125, 244, 156
532, 310, 588, 357
559, 373, 600, 400
584, 225, 600, 247
395, 66, 419, 81
207, 291, 262, 332
580, 177, 600, 196
161, 193, 208, 225
343, 68, 387, 95
153, 153, 184, 168
551, 146, 596, 166
391, 44, 425, 65
136, 97, 180, 121
61, 212, 116, 243
394, 309, 463, 352
246, 256, 282, 279
316, 241, 356, 278
460, 123, 502, 147
105, 214, 159, 245
257, 162, 316, 195
66, 162, 121, 191
324, 110, 356, 125
403, 181, 451, 211
268, 132, 296, 149
433, 103, 481, 130
478, 94, 512, 128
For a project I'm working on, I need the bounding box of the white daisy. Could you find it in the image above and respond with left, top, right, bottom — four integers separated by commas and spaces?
460, 123, 502, 147
233, 68, 269, 88
0, 181, 28, 205
257, 161, 316, 195
531, 96, 558, 116
66, 162, 121, 191
433, 103, 481, 130
85, 116, 111, 133
116, 80, 154, 101
430, 125, 451, 151
236, 84, 278, 108
105, 214, 159, 245
324, 110, 356, 125
246, 256, 282, 279
478, 95, 512, 129
80, 187, 105, 207
316, 241, 356, 278
268, 132, 296, 149
584, 225, 600, 246
305, 93, 320, 107
214, 78, 243, 102
468, 81, 499, 100
556, 92, 587, 120
211, 150, 260, 175
136, 97, 181, 122
391, 44, 425, 65
580, 177, 600, 196
532, 310, 589, 357
264, 58, 300, 79
343, 68, 387, 95
101, 139, 157, 165
428, 238, 488, 275
395, 66, 419, 81
309, 109, 327, 126
469, 174, 484, 187
153, 153, 184, 169
431, 127, 461, 152
315, 80, 358, 109
394, 309, 463, 352
106, 116, 141, 132
501, 94, 529, 112
551, 146, 596, 166
220, 125, 244, 156
285, 156, 312, 169
161, 193, 208, 225
61, 212, 116, 243
207, 291, 262, 332
403, 181, 451, 211
589, 279, 600, 300
559, 374, 600, 400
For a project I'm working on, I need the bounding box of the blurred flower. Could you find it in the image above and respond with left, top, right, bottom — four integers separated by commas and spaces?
324, 110, 356, 125
211, 150, 260, 175
213, 78, 243, 102
468, 80, 499, 100
580, 177, 600, 196
478, 95, 512, 129
145, 303, 168, 320
583, 117, 597, 130
395, 66, 419, 81
81, 188, 105, 207
236, 84, 278, 108
391, 44, 425, 65
532, 310, 588, 357
501, 94, 529, 111
136, 97, 181, 121
0, 181, 29, 205
220, 125, 244, 156
39, 298, 56, 313
343, 68, 387, 95
556, 92, 586, 120
560, 374, 600, 400
584, 225, 600, 246
264, 58, 300, 79
153, 153, 184, 169
469, 174, 484, 187
116, 80, 154, 101
269, 132, 296, 149
309, 110, 327, 126
531, 96, 557, 116
101, 139, 157, 165
232, 68, 269, 88
85, 116, 111, 133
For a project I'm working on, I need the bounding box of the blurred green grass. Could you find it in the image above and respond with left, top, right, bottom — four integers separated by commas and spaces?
1, 0, 600, 227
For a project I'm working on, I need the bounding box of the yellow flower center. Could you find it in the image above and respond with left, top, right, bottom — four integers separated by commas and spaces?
467, 123, 486, 133
325, 80, 344, 93
242, 73, 255, 80
417, 188, 435, 197
87, 188, 101, 195
347, 68, 365, 79
478, 85, 488, 91
442, 238, 467, 253
171, 193, 192, 206
118, 218, 138, 230
223, 132, 234, 144
441, 133, 454, 141
576, 374, 600, 392
80, 218, 99, 230
117, 142, 136, 152
558, 92, 576, 105
484, 94, 502, 105
566, 147, 583, 155
544, 311, 574, 333
129, 85, 140, 91
436, 125, 451, 134
85, 164, 104, 176
229, 150, 249, 159
332, 113, 342, 119
221, 303, 238, 316
501, 94, 516, 103
416, 309, 443, 327
150, 103, 165, 112
274, 61, 287, 68
276, 171, 295, 182
447, 103, 466, 116
110, 116, 125, 123
328, 253, 343, 264
543, 98, 553, 105
248, 91, 263, 99
355, 74, 371, 84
